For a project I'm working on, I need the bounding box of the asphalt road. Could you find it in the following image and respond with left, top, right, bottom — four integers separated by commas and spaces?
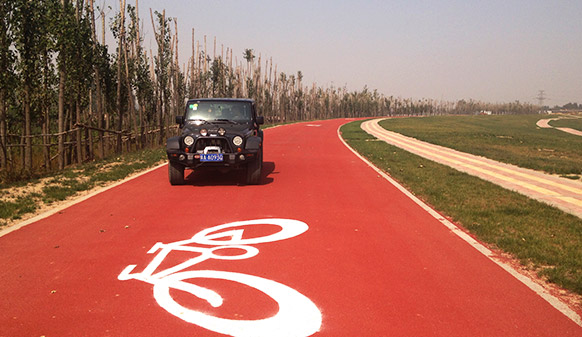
1, 119, 581, 337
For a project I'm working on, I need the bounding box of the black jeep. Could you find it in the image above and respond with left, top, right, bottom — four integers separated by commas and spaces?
166, 98, 264, 185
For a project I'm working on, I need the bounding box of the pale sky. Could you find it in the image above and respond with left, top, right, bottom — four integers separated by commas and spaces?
104, 0, 582, 106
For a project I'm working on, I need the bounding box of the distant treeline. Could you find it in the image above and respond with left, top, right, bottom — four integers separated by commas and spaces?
550, 102, 581, 110
0, 0, 541, 177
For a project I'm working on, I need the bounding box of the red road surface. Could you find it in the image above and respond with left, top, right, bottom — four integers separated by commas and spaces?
1, 119, 581, 337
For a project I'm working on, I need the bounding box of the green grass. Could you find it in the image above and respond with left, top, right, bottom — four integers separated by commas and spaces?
42, 179, 91, 204
379, 114, 582, 175
549, 116, 582, 131
0, 196, 38, 220
0, 147, 167, 225
341, 120, 582, 295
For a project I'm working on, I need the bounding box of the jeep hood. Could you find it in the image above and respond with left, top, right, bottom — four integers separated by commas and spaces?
181, 121, 253, 135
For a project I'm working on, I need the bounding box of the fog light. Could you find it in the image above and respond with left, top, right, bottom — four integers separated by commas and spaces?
239, 154, 245, 160
218, 127, 226, 136
179, 154, 185, 161
200, 128, 208, 136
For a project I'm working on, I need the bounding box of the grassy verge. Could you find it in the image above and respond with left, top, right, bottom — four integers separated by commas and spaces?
550, 116, 582, 131
0, 147, 167, 226
379, 114, 582, 176
341, 120, 582, 295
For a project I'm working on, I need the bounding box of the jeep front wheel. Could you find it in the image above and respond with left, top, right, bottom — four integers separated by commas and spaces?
246, 150, 263, 185
168, 161, 185, 185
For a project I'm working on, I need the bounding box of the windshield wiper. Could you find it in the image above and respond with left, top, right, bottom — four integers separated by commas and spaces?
211, 119, 241, 124
186, 119, 227, 127
185, 119, 209, 125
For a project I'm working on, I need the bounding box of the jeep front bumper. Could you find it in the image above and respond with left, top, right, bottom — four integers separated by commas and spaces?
167, 150, 259, 168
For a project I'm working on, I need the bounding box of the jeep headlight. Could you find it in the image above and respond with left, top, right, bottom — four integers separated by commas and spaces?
184, 136, 194, 146
233, 136, 243, 146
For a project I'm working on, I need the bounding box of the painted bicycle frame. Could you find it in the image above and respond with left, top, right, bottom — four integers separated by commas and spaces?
118, 218, 322, 337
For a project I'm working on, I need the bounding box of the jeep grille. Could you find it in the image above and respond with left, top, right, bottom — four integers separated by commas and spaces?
194, 137, 231, 153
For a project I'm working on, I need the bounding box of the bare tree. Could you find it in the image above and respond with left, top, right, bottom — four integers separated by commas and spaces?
0, 0, 15, 170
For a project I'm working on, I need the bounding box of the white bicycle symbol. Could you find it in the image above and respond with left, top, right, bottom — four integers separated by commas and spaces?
117, 218, 322, 337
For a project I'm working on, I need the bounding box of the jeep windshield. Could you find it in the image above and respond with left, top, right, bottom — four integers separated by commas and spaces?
185, 101, 252, 123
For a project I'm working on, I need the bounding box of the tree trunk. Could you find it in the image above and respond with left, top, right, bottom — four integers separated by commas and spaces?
156, 9, 166, 146
0, 88, 6, 169
58, 69, 65, 169
86, 91, 93, 160
100, 6, 108, 157
23, 83, 32, 173
58, 0, 67, 170
42, 86, 51, 171
116, 0, 126, 154
0, 1, 8, 170
135, 0, 145, 149
66, 102, 73, 165
88, 0, 104, 159
76, 97, 82, 164
123, 21, 135, 152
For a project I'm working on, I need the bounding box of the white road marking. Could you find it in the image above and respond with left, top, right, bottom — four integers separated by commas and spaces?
154, 270, 322, 337
118, 218, 322, 336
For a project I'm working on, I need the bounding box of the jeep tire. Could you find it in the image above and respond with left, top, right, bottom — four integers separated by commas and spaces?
246, 149, 263, 185
168, 161, 185, 185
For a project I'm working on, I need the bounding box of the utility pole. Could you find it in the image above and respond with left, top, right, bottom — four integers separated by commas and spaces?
536, 90, 546, 106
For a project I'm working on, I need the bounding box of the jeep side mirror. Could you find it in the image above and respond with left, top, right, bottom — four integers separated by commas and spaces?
175, 115, 184, 125
256, 116, 264, 125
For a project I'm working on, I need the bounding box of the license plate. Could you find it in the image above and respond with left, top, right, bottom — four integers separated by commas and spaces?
200, 153, 223, 162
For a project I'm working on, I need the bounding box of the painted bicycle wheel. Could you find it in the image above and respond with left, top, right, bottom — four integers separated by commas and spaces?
153, 270, 322, 337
